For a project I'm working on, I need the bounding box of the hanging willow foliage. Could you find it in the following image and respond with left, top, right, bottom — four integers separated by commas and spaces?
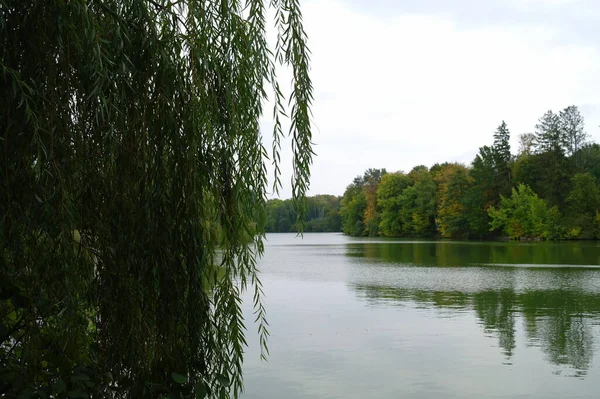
0, 0, 312, 397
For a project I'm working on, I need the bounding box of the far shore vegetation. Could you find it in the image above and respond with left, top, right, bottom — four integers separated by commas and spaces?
267, 106, 600, 241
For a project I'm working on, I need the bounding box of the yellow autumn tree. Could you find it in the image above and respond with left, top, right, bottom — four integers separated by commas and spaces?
433, 163, 472, 238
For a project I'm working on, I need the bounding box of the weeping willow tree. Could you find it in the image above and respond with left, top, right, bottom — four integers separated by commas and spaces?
0, 0, 312, 397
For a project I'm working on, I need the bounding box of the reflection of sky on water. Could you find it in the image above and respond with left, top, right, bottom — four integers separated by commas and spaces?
241, 234, 600, 399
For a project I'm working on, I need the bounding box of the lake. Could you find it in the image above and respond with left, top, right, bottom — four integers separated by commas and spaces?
241, 233, 600, 398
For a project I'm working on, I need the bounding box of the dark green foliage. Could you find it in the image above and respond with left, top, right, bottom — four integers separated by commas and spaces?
340, 181, 367, 237
462, 185, 492, 239
574, 143, 600, 182
493, 121, 511, 166
407, 167, 437, 236
465, 146, 496, 238
564, 173, 600, 238
535, 110, 565, 154
513, 152, 573, 208
1, 1, 313, 398
463, 122, 513, 238
492, 121, 512, 198
265, 199, 296, 233
560, 105, 587, 158
265, 195, 342, 233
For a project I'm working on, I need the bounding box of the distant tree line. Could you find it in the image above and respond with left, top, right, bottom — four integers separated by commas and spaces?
340, 105, 600, 240
266, 195, 342, 232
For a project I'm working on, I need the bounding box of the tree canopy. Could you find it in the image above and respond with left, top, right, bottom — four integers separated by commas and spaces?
265, 195, 341, 233
340, 108, 600, 240
1, 1, 313, 398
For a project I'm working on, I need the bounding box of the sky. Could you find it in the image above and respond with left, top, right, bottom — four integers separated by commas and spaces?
262, 0, 600, 198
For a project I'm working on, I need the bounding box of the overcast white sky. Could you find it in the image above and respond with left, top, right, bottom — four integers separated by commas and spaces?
263, 0, 600, 198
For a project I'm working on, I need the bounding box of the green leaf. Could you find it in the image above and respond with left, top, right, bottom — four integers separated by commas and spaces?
16, 388, 34, 399
195, 382, 208, 398
10, 294, 28, 309
217, 374, 229, 387
67, 387, 85, 398
71, 374, 90, 382
53, 379, 67, 393
1, 0, 315, 397
171, 372, 187, 384
6, 311, 17, 322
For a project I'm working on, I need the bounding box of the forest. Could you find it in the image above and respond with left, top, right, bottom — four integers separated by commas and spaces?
268, 106, 600, 240
339, 106, 600, 240
265, 195, 342, 232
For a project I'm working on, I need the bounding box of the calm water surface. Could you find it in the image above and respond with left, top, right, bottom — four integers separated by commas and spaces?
241, 233, 600, 398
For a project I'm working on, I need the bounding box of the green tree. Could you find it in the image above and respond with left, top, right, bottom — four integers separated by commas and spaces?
461, 122, 513, 238
341, 180, 367, 236
565, 173, 600, 238
304, 195, 342, 232
513, 151, 573, 208
265, 199, 295, 232
559, 105, 587, 158
0, 1, 312, 398
377, 172, 412, 236
462, 182, 492, 238
535, 110, 566, 154
463, 137, 502, 238
376, 167, 436, 238
470, 146, 496, 201
362, 168, 386, 236
489, 184, 563, 240
433, 163, 471, 238
407, 166, 437, 236
492, 121, 512, 197
341, 169, 385, 237
574, 143, 600, 182
265, 195, 342, 233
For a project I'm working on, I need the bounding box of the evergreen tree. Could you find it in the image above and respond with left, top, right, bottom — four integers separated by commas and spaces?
535, 110, 566, 154
513, 151, 573, 208
492, 121, 512, 197
465, 146, 496, 237
559, 105, 588, 158
493, 121, 511, 165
